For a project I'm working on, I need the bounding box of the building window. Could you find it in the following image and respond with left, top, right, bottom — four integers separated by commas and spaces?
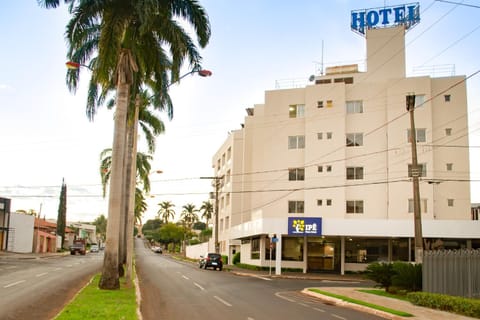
317, 166, 323, 172
288, 168, 305, 181
227, 147, 231, 160
346, 167, 364, 180
346, 100, 363, 114
217, 159, 221, 170
222, 153, 226, 166
407, 128, 426, 143
346, 133, 363, 147
225, 216, 230, 229
317, 199, 323, 206
282, 237, 304, 261
326, 165, 332, 172
408, 199, 428, 213
408, 163, 427, 177
326, 100, 333, 108
415, 94, 425, 108
317, 132, 323, 140
251, 238, 260, 259
226, 170, 231, 184
326, 199, 332, 206
288, 135, 305, 149
346, 200, 364, 214
226, 193, 230, 206
445, 128, 452, 136
448, 199, 454, 207
326, 132, 332, 139
446, 163, 453, 171
288, 201, 304, 214
289, 104, 305, 118
317, 101, 324, 108
444, 94, 451, 102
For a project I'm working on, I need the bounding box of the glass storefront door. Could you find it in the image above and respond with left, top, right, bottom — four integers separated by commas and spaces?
307, 238, 335, 272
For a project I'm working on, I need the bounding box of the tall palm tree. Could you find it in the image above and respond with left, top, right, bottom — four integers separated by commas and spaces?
157, 201, 176, 224
199, 200, 213, 225
180, 203, 199, 230
40, 0, 211, 290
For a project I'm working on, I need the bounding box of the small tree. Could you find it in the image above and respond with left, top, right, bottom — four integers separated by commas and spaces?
364, 262, 396, 292
56, 179, 67, 249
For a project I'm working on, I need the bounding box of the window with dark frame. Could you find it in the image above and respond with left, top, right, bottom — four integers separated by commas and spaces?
288, 168, 305, 181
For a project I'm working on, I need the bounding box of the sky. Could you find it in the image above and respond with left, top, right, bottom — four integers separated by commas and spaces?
0, 0, 479, 224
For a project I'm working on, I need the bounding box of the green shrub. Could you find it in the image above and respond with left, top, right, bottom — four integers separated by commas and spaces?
392, 262, 422, 292
233, 252, 241, 264
222, 255, 228, 265
364, 262, 396, 292
407, 292, 480, 318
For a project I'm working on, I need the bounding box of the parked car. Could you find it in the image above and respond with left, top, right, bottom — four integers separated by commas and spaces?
69, 239, 86, 255
90, 244, 99, 253
199, 253, 223, 271
151, 246, 162, 254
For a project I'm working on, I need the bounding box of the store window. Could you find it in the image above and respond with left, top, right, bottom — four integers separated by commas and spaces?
282, 237, 304, 261
251, 238, 260, 259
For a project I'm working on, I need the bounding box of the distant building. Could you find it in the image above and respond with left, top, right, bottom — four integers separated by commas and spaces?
211, 6, 480, 274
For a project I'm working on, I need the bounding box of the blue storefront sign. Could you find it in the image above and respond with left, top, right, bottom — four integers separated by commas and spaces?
351, 3, 420, 36
288, 217, 322, 236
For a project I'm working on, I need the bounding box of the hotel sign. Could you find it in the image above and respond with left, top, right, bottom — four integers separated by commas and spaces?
288, 217, 322, 236
351, 3, 420, 36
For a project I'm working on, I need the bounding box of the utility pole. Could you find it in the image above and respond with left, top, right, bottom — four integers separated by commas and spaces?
406, 94, 423, 264
201, 176, 224, 253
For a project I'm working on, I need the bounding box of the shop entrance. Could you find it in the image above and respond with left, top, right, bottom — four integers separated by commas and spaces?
307, 238, 335, 272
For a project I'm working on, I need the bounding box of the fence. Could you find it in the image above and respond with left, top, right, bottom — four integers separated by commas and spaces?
423, 249, 480, 298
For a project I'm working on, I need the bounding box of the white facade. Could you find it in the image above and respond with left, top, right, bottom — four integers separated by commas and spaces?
9, 212, 34, 253
212, 25, 480, 273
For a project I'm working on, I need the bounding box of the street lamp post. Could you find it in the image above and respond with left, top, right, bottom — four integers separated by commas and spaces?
201, 176, 223, 254
407, 94, 423, 264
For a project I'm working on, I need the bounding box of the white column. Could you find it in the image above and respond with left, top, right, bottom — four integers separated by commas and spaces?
275, 235, 282, 275
340, 236, 345, 275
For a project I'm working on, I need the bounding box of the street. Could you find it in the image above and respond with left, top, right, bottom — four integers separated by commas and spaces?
135, 239, 384, 320
0, 253, 102, 320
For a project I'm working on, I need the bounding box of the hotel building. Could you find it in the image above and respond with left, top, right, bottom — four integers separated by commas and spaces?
211, 6, 480, 274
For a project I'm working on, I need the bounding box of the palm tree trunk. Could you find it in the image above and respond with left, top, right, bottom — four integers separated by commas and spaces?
99, 82, 129, 290
99, 49, 137, 290
125, 95, 140, 285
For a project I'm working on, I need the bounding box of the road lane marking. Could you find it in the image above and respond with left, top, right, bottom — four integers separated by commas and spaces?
36, 272, 48, 277
252, 275, 272, 281
4, 280, 26, 288
214, 295, 232, 307
299, 302, 309, 307
274, 292, 296, 303
53, 267, 62, 271
182, 275, 190, 280
194, 282, 205, 291
313, 307, 326, 312
247, 317, 255, 320
6, 266, 17, 269
332, 314, 346, 320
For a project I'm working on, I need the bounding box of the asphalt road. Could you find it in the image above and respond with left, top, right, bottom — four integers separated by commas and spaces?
0, 252, 102, 320
135, 239, 384, 320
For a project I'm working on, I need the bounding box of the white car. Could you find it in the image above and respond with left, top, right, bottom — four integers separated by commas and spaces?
90, 244, 99, 253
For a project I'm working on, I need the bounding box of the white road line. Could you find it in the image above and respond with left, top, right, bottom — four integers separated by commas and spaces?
252, 275, 272, 281
182, 275, 190, 280
194, 282, 205, 291
36, 272, 48, 277
4, 280, 26, 288
298, 302, 309, 307
214, 295, 232, 307
53, 267, 62, 271
332, 314, 347, 320
274, 292, 296, 303
247, 317, 255, 320
313, 307, 326, 313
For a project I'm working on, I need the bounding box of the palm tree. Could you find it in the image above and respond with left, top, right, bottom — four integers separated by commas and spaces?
199, 200, 213, 225
180, 203, 199, 230
157, 201, 176, 224
40, 0, 211, 290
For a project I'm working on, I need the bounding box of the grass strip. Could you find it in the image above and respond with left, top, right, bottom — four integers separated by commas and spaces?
358, 289, 411, 301
309, 288, 414, 317
54, 274, 138, 320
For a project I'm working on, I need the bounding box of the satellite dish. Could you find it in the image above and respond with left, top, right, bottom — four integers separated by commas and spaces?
308, 75, 315, 82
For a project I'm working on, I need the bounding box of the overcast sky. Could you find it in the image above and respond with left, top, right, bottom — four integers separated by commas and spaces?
1, 1, 479, 223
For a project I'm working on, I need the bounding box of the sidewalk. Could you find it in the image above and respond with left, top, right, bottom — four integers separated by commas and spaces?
226, 266, 478, 320
0, 251, 69, 259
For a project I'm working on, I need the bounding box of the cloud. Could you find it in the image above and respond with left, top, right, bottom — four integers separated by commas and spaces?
0, 84, 13, 90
